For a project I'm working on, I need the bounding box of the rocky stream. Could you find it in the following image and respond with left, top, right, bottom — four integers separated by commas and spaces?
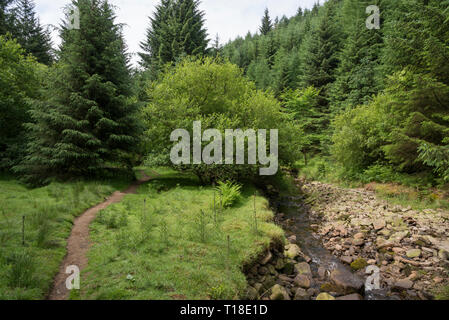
244, 179, 449, 300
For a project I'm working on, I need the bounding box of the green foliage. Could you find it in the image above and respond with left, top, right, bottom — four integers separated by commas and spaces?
12, 0, 53, 65
215, 181, 242, 208
0, 35, 42, 172
332, 71, 449, 182
418, 144, 449, 182
16, 0, 141, 186
141, 57, 302, 183
259, 8, 273, 36
139, 0, 209, 73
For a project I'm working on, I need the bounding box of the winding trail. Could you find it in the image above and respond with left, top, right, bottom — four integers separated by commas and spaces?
48, 172, 153, 300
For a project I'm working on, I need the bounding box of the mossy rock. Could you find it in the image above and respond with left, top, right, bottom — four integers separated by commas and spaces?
350, 258, 368, 271
320, 282, 338, 292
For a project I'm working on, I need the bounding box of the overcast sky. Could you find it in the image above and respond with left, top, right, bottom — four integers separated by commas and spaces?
35, 0, 320, 66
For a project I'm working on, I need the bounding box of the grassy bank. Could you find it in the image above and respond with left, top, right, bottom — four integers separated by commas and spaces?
0, 175, 130, 300
76, 168, 284, 300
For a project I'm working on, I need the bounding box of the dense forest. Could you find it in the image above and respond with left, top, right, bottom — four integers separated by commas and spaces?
0, 0, 449, 302
222, 0, 449, 186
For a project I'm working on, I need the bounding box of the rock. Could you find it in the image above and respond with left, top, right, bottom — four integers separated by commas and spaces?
336, 293, 363, 300
282, 261, 295, 275
367, 259, 377, 265
260, 251, 273, 265
392, 247, 405, 254
270, 284, 290, 301
354, 233, 365, 240
294, 288, 310, 300
295, 262, 312, 275
373, 219, 386, 231
318, 267, 327, 280
406, 249, 422, 259
350, 258, 368, 271
316, 293, 336, 300
341, 256, 353, 265
438, 249, 449, 261
294, 274, 311, 289
394, 279, 414, 290
245, 286, 259, 300
285, 244, 302, 260
254, 283, 263, 294
330, 269, 364, 295
258, 266, 268, 275
278, 274, 294, 283
433, 277, 444, 284
389, 231, 409, 243
376, 238, 394, 249
275, 258, 286, 270
360, 219, 372, 226
288, 235, 297, 244
352, 239, 365, 246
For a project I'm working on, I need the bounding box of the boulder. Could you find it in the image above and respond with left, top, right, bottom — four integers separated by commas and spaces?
336, 293, 364, 300
394, 279, 414, 290
294, 288, 310, 300
373, 219, 386, 231
406, 249, 422, 259
285, 244, 302, 260
260, 251, 273, 265
316, 293, 336, 300
295, 262, 312, 275
340, 256, 353, 265
294, 274, 311, 289
270, 284, 290, 300
245, 286, 259, 300
330, 268, 364, 295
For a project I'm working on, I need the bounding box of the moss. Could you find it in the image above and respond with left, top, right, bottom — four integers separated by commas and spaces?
350, 258, 368, 271
320, 282, 338, 292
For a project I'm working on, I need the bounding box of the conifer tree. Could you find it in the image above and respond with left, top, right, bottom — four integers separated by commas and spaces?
17, 0, 140, 185
0, 0, 15, 35
139, 0, 209, 73
259, 8, 273, 35
13, 0, 53, 65
329, 0, 383, 112
300, 0, 342, 108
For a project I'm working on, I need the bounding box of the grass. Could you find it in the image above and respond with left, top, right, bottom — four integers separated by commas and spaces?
0, 174, 131, 300
77, 168, 284, 300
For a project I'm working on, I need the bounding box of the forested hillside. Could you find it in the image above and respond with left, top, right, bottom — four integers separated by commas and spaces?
222, 0, 449, 187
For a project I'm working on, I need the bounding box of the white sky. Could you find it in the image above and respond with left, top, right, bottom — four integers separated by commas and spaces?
35, 0, 320, 66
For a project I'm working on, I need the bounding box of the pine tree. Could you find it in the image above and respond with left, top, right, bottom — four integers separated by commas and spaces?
259, 8, 273, 35
300, 0, 342, 109
329, 0, 383, 112
12, 0, 53, 65
0, 0, 15, 35
17, 0, 140, 185
298, 0, 343, 152
212, 33, 221, 57
139, 0, 209, 73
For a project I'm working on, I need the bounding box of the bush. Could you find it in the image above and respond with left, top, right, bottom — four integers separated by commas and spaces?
141, 57, 303, 184
332, 70, 449, 182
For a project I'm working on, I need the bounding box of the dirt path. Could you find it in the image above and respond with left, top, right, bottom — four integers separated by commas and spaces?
48, 172, 153, 300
